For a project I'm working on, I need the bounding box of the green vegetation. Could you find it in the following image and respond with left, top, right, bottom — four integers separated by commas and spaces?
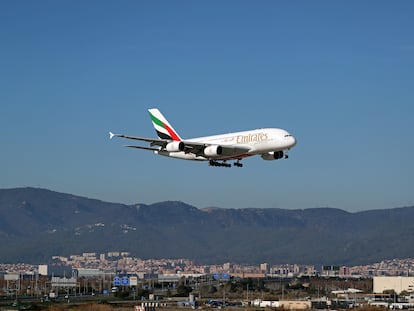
1, 188, 414, 265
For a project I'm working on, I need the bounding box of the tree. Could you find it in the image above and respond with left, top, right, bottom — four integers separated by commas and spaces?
176, 283, 192, 297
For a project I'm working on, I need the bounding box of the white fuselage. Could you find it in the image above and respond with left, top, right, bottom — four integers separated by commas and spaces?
156, 128, 296, 161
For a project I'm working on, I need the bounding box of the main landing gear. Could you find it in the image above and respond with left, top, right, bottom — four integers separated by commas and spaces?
209, 160, 243, 168
209, 160, 231, 167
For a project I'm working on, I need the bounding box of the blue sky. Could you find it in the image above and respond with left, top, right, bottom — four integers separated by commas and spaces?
1, 1, 413, 212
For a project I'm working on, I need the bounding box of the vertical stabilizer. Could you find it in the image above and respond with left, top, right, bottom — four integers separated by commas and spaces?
148, 108, 182, 141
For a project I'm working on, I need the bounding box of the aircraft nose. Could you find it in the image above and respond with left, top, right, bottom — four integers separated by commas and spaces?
283, 134, 296, 149
292, 136, 297, 146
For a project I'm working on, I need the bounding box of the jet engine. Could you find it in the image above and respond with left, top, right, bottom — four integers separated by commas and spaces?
261, 151, 284, 160
204, 145, 223, 157
166, 141, 185, 152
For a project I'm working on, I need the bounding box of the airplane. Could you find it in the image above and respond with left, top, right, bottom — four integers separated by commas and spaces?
109, 108, 296, 168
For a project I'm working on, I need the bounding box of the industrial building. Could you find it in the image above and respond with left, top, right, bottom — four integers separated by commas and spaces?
373, 276, 414, 294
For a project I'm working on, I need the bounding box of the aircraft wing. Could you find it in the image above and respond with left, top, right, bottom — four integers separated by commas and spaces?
110, 132, 251, 157
124, 145, 160, 151
219, 145, 251, 157
181, 141, 251, 157
109, 132, 167, 147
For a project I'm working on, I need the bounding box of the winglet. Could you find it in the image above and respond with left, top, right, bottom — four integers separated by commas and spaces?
109, 131, 115, 140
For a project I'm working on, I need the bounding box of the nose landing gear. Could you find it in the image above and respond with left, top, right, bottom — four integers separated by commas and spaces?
233, 160, 243, 167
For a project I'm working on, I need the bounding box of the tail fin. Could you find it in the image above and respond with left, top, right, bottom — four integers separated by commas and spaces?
148, 108, 182, 141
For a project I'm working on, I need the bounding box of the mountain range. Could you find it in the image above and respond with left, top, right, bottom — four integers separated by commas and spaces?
0, 187, 413, 266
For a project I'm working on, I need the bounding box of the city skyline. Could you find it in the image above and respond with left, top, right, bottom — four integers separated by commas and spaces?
2, 251, 414, 279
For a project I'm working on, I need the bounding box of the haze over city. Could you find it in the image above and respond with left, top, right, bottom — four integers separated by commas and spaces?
1, 1, 413, 212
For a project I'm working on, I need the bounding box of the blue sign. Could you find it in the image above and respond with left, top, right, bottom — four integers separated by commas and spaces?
113, 277, 121, 286
121, 276, 129, 286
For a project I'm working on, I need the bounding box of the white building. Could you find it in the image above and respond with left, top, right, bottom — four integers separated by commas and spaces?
373, 276, 414, 294
38, 265, 48, 276
260, 263, 269, 273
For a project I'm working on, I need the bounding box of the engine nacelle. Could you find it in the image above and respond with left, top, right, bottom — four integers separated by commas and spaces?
204, 145, 223, 157
166, 141, 185, 152
261, 151, 284, 160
